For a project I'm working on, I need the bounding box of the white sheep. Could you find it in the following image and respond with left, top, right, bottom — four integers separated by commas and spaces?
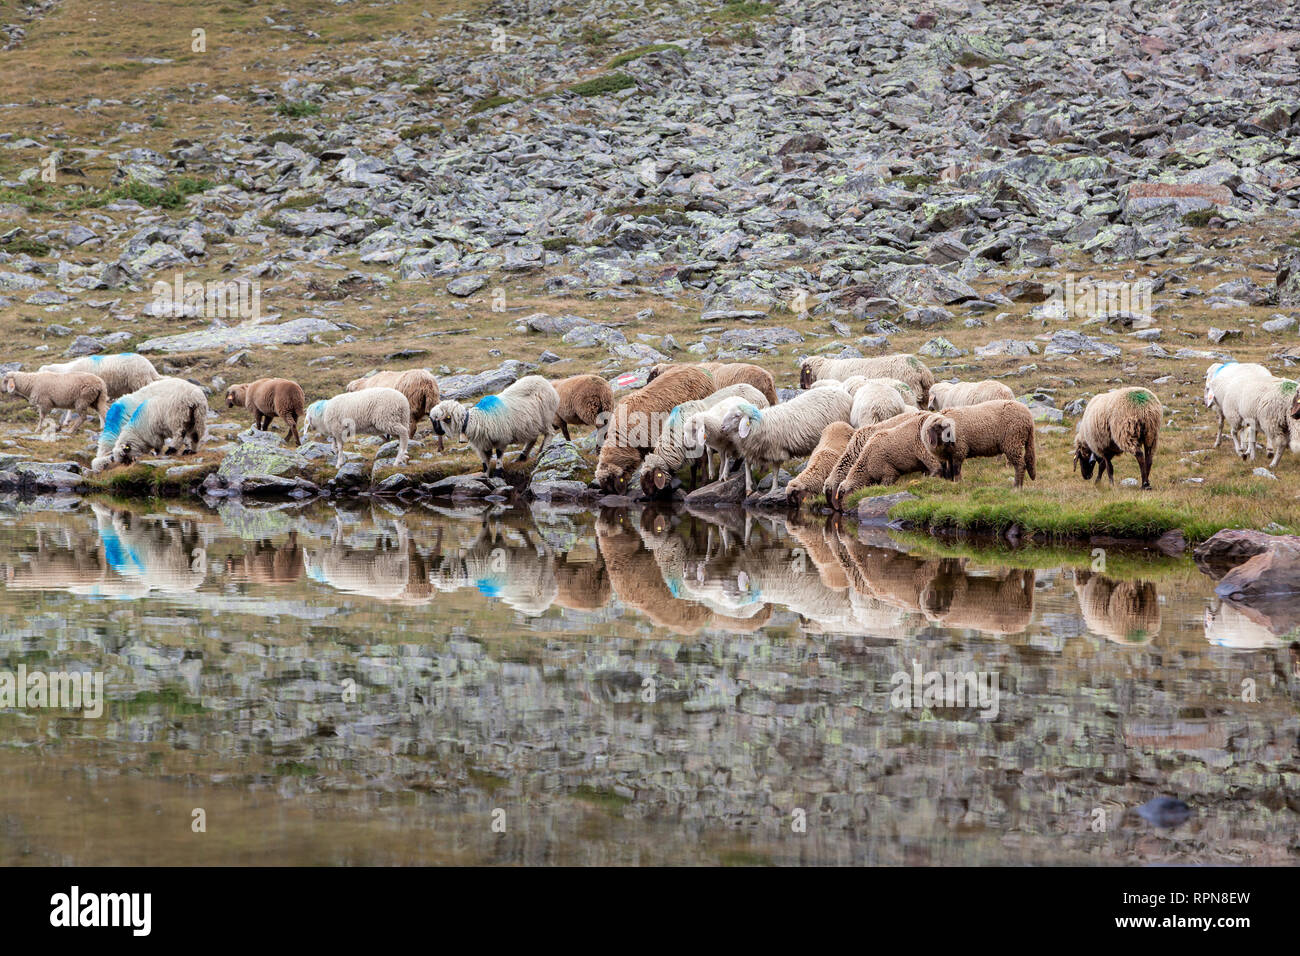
304, 387, 411, 469
637, 383, 769, 493
798, 353, 935, 405
849, 380, 908, 428
927, 379, 1016, 411
1204, 361, 1271, 453
38, 353, 160, 400
1234, 375, 1300, 466
90, 377, 208, 472
686, 395, 763, 481
428, 375, 559, 475
720, 386, 853, 494
2, 370, 109, 432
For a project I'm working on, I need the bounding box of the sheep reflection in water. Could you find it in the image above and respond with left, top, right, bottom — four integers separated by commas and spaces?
303, 520, 437, 605
3, 502, 206, 598
1073, 570, 1162, 645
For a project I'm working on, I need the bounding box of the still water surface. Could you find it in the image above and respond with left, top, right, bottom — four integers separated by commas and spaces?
0, 497, 1296, 864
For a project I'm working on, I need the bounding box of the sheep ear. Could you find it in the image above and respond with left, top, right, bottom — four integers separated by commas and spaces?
737, 416, 750, 439
653, 469, 667, 490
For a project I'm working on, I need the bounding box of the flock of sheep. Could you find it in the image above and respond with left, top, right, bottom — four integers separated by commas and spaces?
3, 347, 1297, 504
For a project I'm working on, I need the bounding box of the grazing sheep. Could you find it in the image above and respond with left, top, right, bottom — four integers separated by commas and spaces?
596, 366, 714, 494
91, 378, 208, 472
1204, 361, 1270, 450
720, 386, 853, 495
823, 411, 928, 506
550, 373, 614, 441
429, 375, 560, 476
647, 361, 779, 406
225, 378, 306, 445
1073, 387, 1162, 489
920, 399, 1038, 487
2, 370, 109, 432
37, 353, 159, 400
304, 387, 411, 470
1205, 362, 1274, 456
849, 380, 908, 428
346, 369, 443, 448
638, 383, 769, 495
786, 421, 854, 507
927, 379, 1016, 411
1228, 375, 1300, 466
817, 375, 919, 407
831, 414, 944, 510
798, 353, 934, 406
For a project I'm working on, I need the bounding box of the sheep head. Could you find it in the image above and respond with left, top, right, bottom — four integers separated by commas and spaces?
225, 385, 246, 408
1, 373, 15, 394
1073, 441, 1098, 480
428, 400, 465, 440
799, 363, 815, 389
595, 462, 631, 495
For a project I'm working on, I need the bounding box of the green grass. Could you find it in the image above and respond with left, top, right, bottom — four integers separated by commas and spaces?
881, 486, 1233, 542
566, 73, 636, 97
889, 531, 1196, 580
0, 187, 56, 212
572, 785, 632, 812
276, 100, 321, 118
399, 123, 441, 140
64, 176, 212, 211
715, 0, 776, 21
469, 94, 517, 114
272, 193, 321, 212
887, 174, 937, 189
0, 236, 51, 256
262, 130, 309, 146
1182, 209, 1216, 227
116, 687, 208, 717
606, 43, 686, 68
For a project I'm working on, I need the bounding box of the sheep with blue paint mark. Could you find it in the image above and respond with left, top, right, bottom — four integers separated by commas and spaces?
637, 382, 769, 496
303, 387, 411, 469
91, 377, 208, 472
38, 353, 160, 400
428, 375, 560, 476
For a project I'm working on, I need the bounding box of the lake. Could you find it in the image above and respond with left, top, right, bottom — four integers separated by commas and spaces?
0, 496, 1295, 865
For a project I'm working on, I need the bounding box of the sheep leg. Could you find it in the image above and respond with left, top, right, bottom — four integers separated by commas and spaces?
1240, 421, 1256, 461
559, 422, 571, 442
285, 415, 301, 446
533, 428, 552, 463
1136, 449, 1153, 490
334, 439, 346, 470
517, 436, 538, 462
1212, 407, 1225, 447
394, 426, 409, 466
743, 461, 754, 496
1106, 457, 1115, 486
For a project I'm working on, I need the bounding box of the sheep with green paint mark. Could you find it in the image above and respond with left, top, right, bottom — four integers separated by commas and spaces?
1072, 386, 1162, 489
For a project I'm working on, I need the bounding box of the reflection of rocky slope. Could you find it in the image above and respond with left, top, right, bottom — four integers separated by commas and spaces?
0, 501, 1296, 864
1074, 570, 1162, 645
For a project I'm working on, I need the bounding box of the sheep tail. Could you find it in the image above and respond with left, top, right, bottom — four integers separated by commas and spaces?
1024, 428, 1037, 481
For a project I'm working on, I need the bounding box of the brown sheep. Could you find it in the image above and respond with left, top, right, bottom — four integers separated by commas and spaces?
226, 378, 307, 446
647, 361, 779, 406
346, 369, 443, 449
551, 374, 614, 441
786, 421, 854, 508
831, 415, 944, 510
921, 399, 1037, 488
823, 410, 928, 508
1073, 387, 1161, 490
596, 366, 714, 494
2, 370, 109, 432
